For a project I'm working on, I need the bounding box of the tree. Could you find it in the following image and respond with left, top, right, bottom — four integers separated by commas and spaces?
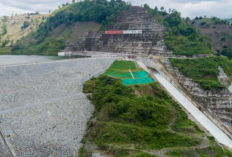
168, 8, 171, 13
154, 6, 158, 12
21, 21, 30, 30
2, 23, 7, 35
165, 11, 182, 28
72, 0, 76, 3
221, 38, 226, 42
200, 22, 206, 26
161, 7, 164, 11
144, 4, 150, 10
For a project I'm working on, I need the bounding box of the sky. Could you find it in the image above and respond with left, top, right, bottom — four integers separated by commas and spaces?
0, 0, 231, 19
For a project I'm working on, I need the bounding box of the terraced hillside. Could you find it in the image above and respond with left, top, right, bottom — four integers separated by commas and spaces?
66, 6, 168, 55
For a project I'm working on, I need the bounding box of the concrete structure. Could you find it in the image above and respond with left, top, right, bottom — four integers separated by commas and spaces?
0, 58, 114, 157
65, 6, 171, 55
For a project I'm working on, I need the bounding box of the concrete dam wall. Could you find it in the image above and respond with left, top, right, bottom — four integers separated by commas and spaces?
0, 58, 114, 157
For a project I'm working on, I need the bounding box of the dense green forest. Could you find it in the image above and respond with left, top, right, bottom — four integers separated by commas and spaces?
12, 0, 130, 55
144, 5, 212, 56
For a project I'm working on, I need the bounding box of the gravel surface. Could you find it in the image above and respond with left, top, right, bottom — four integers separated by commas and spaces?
0, 58, 114, 157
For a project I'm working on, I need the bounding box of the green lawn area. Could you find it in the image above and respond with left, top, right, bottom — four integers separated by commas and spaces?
169, 56, 232, 90
108, 60, 137, 70
104, 60, 153, 85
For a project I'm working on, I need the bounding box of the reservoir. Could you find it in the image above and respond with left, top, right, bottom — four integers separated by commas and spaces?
0, 55, 68, 66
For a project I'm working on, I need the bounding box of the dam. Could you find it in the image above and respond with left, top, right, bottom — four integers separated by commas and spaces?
0, 58, 114, 156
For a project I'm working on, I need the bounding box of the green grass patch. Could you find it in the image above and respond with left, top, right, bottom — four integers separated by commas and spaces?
91, 121, 201, 149
132, 153, 158, 157
108, 60, 137, 70
104, 60, 154, 85
166, 146, 232, 157
169, 56, 232, 90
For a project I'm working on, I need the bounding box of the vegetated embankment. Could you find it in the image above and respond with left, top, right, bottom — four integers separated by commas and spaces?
80, 60, 232, 157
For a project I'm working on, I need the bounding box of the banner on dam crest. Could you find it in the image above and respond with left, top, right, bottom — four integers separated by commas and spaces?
105, 30, 142, 34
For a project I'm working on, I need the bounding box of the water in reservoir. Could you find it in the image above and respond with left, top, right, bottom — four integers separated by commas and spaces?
153, 73, 232, 148
0, 55, 70, 66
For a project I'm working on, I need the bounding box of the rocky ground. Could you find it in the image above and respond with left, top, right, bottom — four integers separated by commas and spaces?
0, 58, 114, 157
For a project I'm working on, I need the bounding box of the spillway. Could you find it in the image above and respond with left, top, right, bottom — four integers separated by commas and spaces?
153, 73, 232, 148
229, 85, 232, 93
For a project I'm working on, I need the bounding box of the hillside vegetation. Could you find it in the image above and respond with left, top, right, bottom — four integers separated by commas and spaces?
12, 0, 130, 55
170, 56, 232, 90
80, 61, 232, 157
190, 17, 232, 59
0, 13, 48, 54
145, 5, 212, 56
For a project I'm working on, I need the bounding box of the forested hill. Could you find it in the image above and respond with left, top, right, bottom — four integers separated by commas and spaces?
0, 13, 48, 54
8, 0, 232, 59
11, 0, 130, 55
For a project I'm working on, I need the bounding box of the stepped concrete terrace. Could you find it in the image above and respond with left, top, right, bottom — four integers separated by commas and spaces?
65, 6, 172, 55
0, 58, 114, 157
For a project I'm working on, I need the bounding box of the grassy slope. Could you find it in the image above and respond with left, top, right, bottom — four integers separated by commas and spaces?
190, 18, 232, 52
0, 14, 48, 54
48, 22, 101, 44
12, 21, 101, 55
164, 35, 212, 56
80, 61, 232, 157
170, 56, 232, 90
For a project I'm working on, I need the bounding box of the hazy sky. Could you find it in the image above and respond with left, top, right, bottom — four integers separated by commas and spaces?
0, 0, 231, 19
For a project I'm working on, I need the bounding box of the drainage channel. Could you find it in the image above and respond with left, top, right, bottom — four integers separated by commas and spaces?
153, 72, 232, 148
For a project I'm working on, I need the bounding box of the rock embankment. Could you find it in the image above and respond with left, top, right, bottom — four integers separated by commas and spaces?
65, 6, 170, 55
161, 58, 232, 133
0, 58, 114, 157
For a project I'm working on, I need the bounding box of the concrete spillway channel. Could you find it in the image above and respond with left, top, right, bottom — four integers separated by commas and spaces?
153, 73, 232, 148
